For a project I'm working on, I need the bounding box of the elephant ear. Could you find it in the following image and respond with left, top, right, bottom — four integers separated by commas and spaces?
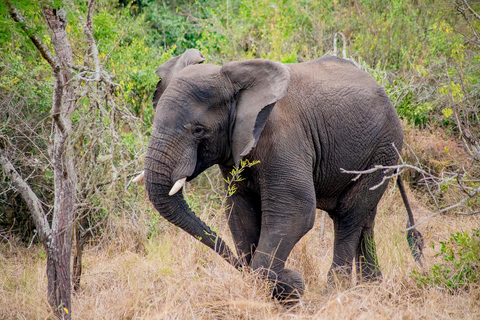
221, 60, 290, 166
152, 49, 205, 110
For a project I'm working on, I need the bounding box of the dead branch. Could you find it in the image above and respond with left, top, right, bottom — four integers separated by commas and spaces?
462, 0, 480, 21
67, 0, 100, 81
406, 186, 480, 230
341, 162, 480, 231
0, 152, 51, 246
5, 2, 58, 70
456, 0, 480, 47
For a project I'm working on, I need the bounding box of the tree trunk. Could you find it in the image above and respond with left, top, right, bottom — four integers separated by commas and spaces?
42, 4, 77, 318
6, 2, 77, 318
73, 214, 87, 293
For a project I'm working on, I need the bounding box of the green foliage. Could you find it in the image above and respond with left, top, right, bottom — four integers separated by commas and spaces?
146, 210, 162, 239
92, 3, 174, 125
142, 0, 211, 55
0, 0, 53, 116
224, 159, 260, 197
196, 0, 325, 62
413, 229, 480, 292
100, 0, 480, 135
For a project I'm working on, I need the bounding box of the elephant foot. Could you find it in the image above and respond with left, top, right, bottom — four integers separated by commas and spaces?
357, 268, 382, 284
272, 269, 305, 304
355, 258, 383, 284
326, 266, 353, 292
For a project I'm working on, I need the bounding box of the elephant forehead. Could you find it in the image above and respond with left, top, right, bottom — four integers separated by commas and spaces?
179, 63, 221, 76
154, 91, 228, 130
158, 76, 232, 112
175, 65, 232, 98
174, 77, 217, 100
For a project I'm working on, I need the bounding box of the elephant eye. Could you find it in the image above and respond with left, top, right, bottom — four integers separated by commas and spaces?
193, 126, 205, 137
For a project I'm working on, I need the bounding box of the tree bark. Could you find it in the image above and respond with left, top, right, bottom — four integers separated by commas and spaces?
6, 2, 77, 318
43, 4, 77, 318
72, 212, 87, 293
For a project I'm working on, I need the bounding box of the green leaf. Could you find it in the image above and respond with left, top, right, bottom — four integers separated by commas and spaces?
442, 108, 453, 119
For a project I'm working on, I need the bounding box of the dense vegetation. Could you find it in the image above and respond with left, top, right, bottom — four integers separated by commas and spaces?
0, 0, 479, 318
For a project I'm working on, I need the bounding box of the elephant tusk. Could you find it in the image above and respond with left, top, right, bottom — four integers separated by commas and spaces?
131, 171, 145, 185
169, 177, 187, 196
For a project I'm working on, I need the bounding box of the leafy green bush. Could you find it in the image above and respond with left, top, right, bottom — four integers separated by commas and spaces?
413, 229, 480, 292
92, 3, 175, 126
195, 0, 331, 62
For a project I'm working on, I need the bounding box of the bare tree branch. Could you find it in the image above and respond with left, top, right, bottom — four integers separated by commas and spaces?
0, 152, 51, 246
51, 68, 68, 134
456, 0, 480, 46
406, 187, 480, 230
341, 162, 480, 231
68, 0, 100, 81
5, 1, 58, 70
87, 0, 96, 28
463, 0, 480, 21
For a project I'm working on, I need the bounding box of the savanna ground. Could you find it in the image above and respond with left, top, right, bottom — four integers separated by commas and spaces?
1, 127, 479, 319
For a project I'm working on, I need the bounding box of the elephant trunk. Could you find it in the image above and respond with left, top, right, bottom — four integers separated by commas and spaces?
144, 134, 241, 270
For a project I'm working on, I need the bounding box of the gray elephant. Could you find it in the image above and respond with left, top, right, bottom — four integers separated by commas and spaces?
142, 49, 423, 302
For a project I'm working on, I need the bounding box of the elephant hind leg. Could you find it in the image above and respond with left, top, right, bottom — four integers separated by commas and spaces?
327, 215, 362, 290
327, 173, 389, 289
356, 208, 382, 283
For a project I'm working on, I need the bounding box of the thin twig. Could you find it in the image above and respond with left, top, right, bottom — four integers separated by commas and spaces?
463, 0, 480, 21
27, 229, 38, 249
406, 186, 480, 230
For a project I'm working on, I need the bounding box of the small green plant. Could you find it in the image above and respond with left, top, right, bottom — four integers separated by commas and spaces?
217, 158, 260, 219
146, 210, 162, 239
413, 229, 480, 292
223, 159, 261, 198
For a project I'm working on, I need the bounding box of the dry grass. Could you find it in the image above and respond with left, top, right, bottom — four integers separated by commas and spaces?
1, 179, 479, 319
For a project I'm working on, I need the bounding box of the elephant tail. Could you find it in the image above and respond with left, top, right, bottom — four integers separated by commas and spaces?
397, 174, 425, 267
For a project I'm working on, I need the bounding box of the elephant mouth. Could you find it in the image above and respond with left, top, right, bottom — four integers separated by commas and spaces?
168, 154, 218, 194
131, 172, 188, 196
131, 171, 191, 191
132, 166, 201, 195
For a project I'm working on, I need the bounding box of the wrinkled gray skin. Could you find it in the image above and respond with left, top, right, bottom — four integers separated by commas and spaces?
145, 49, 403, 301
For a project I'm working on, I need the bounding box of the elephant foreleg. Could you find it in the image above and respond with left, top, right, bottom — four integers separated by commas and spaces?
250, 181, 316, 302
226, 192, 262, 266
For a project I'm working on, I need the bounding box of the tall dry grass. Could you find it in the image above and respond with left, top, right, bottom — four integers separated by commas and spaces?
1, 176, 479, 319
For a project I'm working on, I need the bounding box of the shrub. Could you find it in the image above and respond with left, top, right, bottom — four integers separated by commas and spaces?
413, 229, 480, 292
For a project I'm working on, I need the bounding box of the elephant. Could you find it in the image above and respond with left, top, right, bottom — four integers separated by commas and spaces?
140, 49, 423, 302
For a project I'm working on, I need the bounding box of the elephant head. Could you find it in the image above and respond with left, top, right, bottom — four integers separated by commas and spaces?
144, 50, 290, 268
